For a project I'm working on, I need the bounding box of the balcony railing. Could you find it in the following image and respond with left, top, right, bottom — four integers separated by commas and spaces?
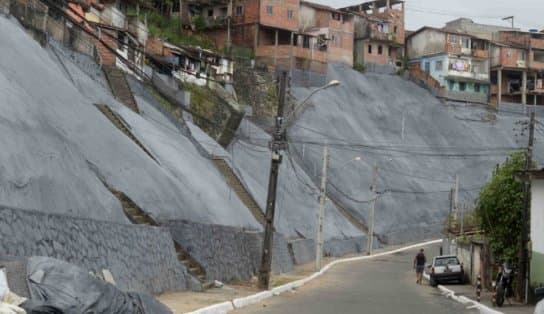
204, 15, 228, 28
255, 45, 327, 63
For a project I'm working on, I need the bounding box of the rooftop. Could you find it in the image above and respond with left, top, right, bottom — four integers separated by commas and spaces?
300, 1, 343, 14
340, 0, 403, 12
406, 26, 489, 41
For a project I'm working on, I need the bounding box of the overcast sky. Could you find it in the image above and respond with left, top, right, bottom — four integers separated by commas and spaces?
314, 0, 543, 31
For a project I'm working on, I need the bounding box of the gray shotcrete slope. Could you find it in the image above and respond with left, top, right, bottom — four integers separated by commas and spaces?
226, 119, 365, 242
0, 16, 259, 229
289, 63, 544, 244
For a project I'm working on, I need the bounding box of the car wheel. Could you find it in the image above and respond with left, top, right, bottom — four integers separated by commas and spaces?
430, 276, 438, 287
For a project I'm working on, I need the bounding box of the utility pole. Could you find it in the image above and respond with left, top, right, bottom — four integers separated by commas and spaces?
315, 144, 329, 270
449, 188, 454, 231
258, 71, 288, 290
460, 203, 464, 236
367, 163, 378, 255
520, 111, 535, 303
454, 174, 459, 227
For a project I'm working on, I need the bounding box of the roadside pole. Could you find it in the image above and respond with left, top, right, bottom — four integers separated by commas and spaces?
367, 163, 378, 255
258, 71, 288, 290
520, 111, 535, 303
315, 144, 329, 270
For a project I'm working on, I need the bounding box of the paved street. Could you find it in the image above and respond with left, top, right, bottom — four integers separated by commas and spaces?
233, 244, 479, 314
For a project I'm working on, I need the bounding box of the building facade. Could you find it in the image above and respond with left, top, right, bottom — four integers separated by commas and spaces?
341, 0, 405, 70
490, 31, 544, 106
406, 27, 490, 104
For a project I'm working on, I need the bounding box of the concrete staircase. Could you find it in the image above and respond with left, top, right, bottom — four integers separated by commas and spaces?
110, 190, 211, 287
95, 104, 158, 164
103, 66, 140, 113
211, 157, 267, 228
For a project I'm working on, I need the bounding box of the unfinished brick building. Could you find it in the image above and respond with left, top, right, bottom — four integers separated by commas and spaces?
341, 0, 404, 71
195, 0, 353, 86
490, 30, 544, 106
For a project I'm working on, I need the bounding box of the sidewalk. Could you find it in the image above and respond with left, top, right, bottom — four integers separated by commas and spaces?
441, 283, 535, 314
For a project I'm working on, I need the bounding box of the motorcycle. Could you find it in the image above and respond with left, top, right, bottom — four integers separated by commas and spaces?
493, 262, 515, 307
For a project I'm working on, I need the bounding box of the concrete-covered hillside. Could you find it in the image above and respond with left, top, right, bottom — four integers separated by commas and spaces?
0, 16, 259, 229
289, 63, 544, 244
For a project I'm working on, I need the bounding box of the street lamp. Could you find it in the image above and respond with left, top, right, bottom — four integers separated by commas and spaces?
315, 149, 362, 270
368, 158, 393, 256
259, 74, 341, 290
283, 80, 341, 131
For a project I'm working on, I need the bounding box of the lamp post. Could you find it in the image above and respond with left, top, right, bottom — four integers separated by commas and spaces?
367, 158, 393, 255
315, 149, 361, 271
283, 80, 341, 132
258, 75, 341, 289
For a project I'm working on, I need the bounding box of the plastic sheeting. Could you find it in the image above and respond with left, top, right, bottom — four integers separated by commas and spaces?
25, 257, 172, 314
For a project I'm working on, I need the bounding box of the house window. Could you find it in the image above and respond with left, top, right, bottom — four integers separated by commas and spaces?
394, 26, 397, 34
520, 50, 526, 61
450, 35, 457, 45
459, 82, 466, 91
462, 37, 470, 49
287, 9, 293, 20
448, 80, 454, 90
378, 45, 383, 55
368, 44, 372, 54
435, 60, 443, 71
332, 13, 341, 21
235, 5, 243, 16
266, 5, 273, 16
208, 9, 213, 17
424, 61, 430, 73
474, 83, 481, 93
388, 46, 392, 56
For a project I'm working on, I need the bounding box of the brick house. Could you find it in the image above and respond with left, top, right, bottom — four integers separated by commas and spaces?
193, 0, 353, 86
406, 27, 491, 104
340, 0, 405, 70
489, 30, 544, 106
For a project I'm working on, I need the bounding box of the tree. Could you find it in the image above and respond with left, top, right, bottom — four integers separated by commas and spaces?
476, 151, 526, 264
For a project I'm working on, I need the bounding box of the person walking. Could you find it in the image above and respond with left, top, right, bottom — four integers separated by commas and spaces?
414, 248, 426, 284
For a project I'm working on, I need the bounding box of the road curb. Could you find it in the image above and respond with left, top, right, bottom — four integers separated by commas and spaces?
184, 239, 442, 314
437, 285, 504, 314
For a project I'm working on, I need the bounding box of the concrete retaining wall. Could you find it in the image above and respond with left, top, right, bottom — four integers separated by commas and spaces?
166, 220, 293, 282
0, 206, 187, 294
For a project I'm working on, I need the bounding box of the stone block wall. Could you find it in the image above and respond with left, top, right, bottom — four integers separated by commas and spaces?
0, 206, 187, 294
166, 220, 293, 282
324, 236, 366, 257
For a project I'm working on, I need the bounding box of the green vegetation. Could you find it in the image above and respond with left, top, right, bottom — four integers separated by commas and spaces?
144, 10, 214, 49
476, 151, 526, 264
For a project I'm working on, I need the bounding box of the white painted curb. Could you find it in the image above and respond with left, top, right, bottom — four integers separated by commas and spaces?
185, 239, 442, 313
437, 285, 504, 314
184, 301, 234, 314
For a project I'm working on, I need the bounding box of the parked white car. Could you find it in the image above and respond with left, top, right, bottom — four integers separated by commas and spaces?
426, 255, 465, 287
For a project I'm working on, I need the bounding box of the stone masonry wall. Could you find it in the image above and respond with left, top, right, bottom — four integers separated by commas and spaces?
166, 220, 293, 282
0, 206, 187, 294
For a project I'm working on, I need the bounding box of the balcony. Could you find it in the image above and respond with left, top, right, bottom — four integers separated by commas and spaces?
256, 45, 327, 63
530, 38, 544, 50
446, 70, 490, 83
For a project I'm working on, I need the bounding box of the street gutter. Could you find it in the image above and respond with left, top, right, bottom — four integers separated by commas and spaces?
185, 239, 442, 314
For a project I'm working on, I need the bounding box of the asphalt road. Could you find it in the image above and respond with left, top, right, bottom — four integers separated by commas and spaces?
233, 244, 479, 314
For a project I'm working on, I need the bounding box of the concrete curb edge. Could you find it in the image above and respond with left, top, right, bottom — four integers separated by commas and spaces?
184, 239, 442, 314
437, 285, 504, 314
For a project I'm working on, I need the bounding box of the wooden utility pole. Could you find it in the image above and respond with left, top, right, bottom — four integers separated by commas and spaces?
315, 144, 329, 270
367, 163, 378, 255
520, 111, 535, 303
258, 71, 288, 290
